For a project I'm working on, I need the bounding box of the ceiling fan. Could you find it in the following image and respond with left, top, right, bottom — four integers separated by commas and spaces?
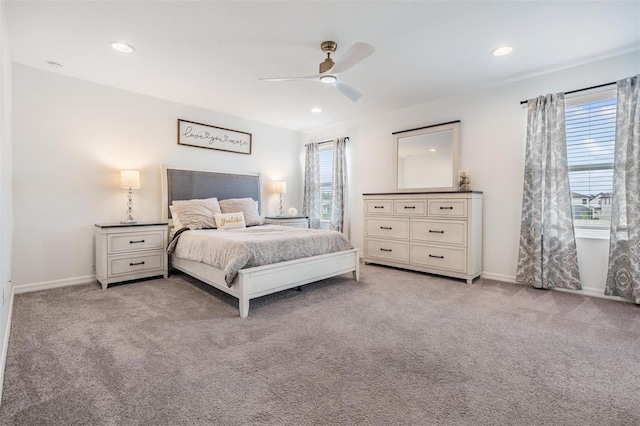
260, 41, 375, 102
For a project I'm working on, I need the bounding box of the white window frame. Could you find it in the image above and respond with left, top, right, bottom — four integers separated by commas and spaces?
565, 88, 616, 239
318, 143, 334, 223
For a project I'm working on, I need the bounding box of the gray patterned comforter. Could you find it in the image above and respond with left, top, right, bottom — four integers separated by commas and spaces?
167, 225, 354, 286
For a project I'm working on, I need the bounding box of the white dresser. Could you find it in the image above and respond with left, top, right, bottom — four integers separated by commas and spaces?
363, 192, 482, 284
95, 222, 168, 289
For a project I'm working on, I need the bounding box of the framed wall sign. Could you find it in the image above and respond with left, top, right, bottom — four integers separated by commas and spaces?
177, 119, 252, 155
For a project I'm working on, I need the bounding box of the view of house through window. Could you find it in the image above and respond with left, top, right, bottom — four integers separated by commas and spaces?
319, 145, 334, 221
565, 90, 616, 228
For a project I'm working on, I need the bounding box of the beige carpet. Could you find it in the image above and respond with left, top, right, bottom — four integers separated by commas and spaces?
1, 264, 639, 425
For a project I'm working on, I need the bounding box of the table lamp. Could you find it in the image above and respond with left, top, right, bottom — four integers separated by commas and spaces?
120, 170, 140, 224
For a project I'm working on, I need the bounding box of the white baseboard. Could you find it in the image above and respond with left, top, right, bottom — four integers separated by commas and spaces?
480, 272, 517, 283
13, 275, 96, 294
0, 287, 15, 407
481, 271, 631, 303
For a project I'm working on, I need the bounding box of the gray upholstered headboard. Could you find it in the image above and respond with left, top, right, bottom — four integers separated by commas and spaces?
162, 166, 262, 221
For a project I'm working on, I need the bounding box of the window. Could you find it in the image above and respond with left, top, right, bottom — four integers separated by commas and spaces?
319, 145, 333, 221
565, 90, 616, 228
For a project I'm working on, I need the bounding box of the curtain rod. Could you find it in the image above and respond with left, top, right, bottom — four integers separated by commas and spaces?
519, 81, 616, 105
392, 120, 460, 135
306, 137, 349, 146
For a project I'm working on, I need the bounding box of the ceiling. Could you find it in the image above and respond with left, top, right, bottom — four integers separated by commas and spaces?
6, 1, 640, 132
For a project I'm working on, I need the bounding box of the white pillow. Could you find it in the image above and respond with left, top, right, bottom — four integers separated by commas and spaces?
171, 198, 222, 229
214, 212, 246, 230
219, 198, 262, 226
169, 205, 184, 229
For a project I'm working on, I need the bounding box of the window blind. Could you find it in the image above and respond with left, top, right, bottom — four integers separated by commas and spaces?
565, 93, 616, 226
319, 146, 334, 220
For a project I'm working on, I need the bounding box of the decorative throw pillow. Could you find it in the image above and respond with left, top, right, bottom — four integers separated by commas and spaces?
171, 197, 222, 229
219, 198, 262, 226
214, 212, 246, 230
169, 205, 184, 229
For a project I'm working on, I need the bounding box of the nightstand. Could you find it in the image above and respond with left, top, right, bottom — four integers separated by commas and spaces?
264, 216, 309, 228
95, 222, 168, 289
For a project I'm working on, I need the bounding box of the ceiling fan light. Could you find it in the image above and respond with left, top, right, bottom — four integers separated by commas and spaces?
320, 75, 337, 84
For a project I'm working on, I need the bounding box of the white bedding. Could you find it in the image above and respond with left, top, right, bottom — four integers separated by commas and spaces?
168, 225, 354, 286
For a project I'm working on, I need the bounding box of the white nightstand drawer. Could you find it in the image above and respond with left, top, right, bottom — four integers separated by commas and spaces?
109, 252, 164, 276
410, 244, 466, 272
394, 200, 426, 216
428, 199, 467, 218
366, 200, 393, 215
108, 231, 165, 254
411, 219, 467, 246
366, 217, 409, 240
366, 239, 409, 263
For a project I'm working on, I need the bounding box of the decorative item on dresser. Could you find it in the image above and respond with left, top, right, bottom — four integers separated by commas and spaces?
264, 216, 309, 228
95, 222, 168, 289
363, 191, 482, 284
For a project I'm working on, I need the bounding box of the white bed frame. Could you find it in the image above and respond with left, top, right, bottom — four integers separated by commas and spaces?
161, 165, 359, 318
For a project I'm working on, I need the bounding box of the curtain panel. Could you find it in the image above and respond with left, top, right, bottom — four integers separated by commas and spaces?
303, 142, 321, 229
515, 93, 581, 290
606, 74, 640, 303
330, 137, 348, 235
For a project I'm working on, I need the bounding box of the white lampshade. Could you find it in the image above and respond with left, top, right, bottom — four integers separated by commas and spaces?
120, 170, 141, 189
272, 181, 286, 194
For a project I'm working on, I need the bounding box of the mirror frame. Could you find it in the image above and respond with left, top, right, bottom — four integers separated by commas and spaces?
393, 120, 461, 192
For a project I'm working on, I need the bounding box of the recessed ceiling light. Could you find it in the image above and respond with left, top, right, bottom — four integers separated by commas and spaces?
311, 108, 322, 113
429, 148, 437, 152
46, 60, 62, 69
110, 41, 135, 53
491, 46, 513, 57
319, 75, 336, 84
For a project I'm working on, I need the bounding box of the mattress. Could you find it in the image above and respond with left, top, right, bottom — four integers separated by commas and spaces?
168, 225, 354, 286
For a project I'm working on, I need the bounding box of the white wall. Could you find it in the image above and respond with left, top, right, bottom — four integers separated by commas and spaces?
12, 64, 303, 288
306, 51, 640, 290
0, 0, 13, 404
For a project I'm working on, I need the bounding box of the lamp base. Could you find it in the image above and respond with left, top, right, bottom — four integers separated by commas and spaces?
121, 220, 138, 225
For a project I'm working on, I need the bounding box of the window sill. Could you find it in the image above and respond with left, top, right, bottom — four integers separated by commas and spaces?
575, 228, 610, 240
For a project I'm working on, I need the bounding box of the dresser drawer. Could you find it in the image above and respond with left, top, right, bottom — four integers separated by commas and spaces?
366, 239, 409, 263
410, 244, 466, 272
366, 218, 409, 240
411, 219, 467, 246
366, 200, 393, 215
394, 200, 426, 216
108, 231, 165, 254
428, 199, 467, 218
108, 252, 164, 276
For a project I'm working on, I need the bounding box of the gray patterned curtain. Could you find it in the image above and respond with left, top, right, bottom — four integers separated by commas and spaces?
605, 75, 640, 302
516, 93, 581, 290
330, 137, 348, 234
303, 142, 321, 229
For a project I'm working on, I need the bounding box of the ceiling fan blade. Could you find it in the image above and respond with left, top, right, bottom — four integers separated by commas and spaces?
334, 80, 364, 102
330, 42, 375, 74
259, 74, 321, 82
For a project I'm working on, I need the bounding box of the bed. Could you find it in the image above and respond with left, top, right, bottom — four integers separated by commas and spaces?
161, 165, 360, 318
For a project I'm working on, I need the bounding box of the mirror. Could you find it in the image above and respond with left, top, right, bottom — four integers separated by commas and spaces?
393, 121, 460, 192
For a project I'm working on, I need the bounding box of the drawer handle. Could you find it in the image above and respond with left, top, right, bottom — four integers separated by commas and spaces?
428, 254, 444, 259
130, 239, 145, 244
130, 261, 146, 266
429, 230, 444, 234
374, 206, 385, 209
439, 206, 454, 210
380, 226, 393, 230
404, 206, 416, 209
380, 248, 393, 252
